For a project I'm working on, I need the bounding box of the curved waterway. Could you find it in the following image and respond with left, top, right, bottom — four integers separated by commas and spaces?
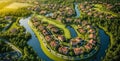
19, 17, 52, 61
66, 26, 77, 38
74, 3, 110, 61
74, 2, 80, 17
90, 29, 110, 61
18, 2, 110, 61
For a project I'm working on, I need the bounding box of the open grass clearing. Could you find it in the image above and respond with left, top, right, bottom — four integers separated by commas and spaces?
5, 2, 32, 9
93, 4, 118, 17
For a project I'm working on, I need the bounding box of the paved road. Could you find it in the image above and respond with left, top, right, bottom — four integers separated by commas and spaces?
0, 38, 22, 58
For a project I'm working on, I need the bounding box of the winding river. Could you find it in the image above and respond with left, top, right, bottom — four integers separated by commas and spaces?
74, 3, 110, 61
92, 29, 110, 61
19, 17, 52, 61
18, 3, 110, 61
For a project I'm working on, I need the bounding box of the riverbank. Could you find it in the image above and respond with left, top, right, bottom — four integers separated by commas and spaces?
28, 14, 101, 61
28, 19, 65, 61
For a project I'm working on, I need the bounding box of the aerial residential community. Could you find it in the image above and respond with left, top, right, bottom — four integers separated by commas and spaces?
0, 0, 120, 61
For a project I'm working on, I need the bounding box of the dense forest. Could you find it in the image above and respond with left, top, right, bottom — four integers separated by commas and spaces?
0, 40, 13, 53
0, 23, 42, 61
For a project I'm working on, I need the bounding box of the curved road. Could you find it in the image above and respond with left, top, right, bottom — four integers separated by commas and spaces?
0, 38, 22, 58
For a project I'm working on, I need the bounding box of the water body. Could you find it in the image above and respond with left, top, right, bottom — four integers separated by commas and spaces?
90, 29, 110, 61
74, 2, 80, 18
45, 13, 53, 17
18, 2, 110, 61
74, 2, 110, 61
66, 26, 77, 38
19, 17, 52, 61
66, 26, 110, 61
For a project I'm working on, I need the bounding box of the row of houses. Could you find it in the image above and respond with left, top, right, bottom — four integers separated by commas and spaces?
31, 17, 98, 56
77, 22, 97, 51
79, 1, 115, 19
32, 3, 76, 23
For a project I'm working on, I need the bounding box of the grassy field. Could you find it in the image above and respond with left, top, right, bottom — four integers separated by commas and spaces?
93, 4, 118, 17
0, 0, 13, 9
36, 15, 71, 39
6, 18, 20, 32
28, 20, 66, 61
5, 2, 31, 9
0, 0, 32, 17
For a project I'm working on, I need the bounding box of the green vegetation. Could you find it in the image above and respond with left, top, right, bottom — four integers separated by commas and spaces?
0, 0, 120, 61
0, 21, 41, 61
29, 13, 99, 60
0, 40, 13, 53
36, 15, 71, 39
28, 20, 66, 61
0, 0, 32, 17
39, 0, 74, 8
93, 4, 118, 17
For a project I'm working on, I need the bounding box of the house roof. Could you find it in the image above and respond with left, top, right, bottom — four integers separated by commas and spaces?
70, 39, 79, 46
73, 47, 84, 55
47, 24, 55, 29
42, 29, 49, 36
57, 35, 66, 41
50, 41, 58, 48
51, 27, 59, 33
10, 28, 17, 33
85, 43, 92, 50
89, 33, 96, 39
59, 46, 69, 54
38, 25, 45, 31
33, 22, 39, 27
89, 39, 96, 45
88, 29, 95, 33
78, 28, 86, 33
45, 35, 52, 42
75, 37, 82, 42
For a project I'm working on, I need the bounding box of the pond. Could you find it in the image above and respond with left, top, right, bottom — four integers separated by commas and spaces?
19, 17, 52, 61
66, 26, 77, 38
74, 2, 80, 18
45, 13, 53, 17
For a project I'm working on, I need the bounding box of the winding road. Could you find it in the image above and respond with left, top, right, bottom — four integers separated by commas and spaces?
0, 24, 22, 59
0, 38, 22, 58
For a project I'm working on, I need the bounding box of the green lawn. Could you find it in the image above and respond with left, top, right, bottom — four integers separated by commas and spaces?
28, 20, 66, 61
0, 1, 32, 17
6, 18, 20, 32
71, 25, 85, 39
36, 15, 71, 39
93, 4, 118, 17
5, 2, 32, 9
0, 0, 31, 10
0, 0, 13, 9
